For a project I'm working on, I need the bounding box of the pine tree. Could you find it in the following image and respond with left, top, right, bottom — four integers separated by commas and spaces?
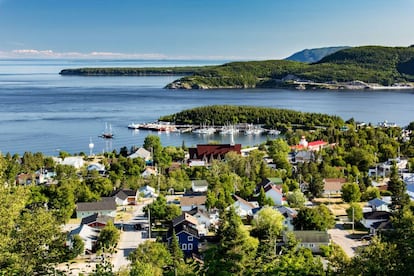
388, 164, 409, 210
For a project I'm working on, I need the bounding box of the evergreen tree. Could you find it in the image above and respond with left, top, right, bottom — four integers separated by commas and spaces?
388, 164, 409, 210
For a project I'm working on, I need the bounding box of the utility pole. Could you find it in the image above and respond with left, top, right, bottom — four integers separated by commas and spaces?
352, 206, 355, 234
148, 207, 151, 239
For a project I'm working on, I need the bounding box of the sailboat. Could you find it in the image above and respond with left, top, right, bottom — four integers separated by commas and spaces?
100, 123, 114, 139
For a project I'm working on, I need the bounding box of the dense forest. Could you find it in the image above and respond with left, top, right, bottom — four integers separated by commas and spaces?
166, 46, 414, 89
159, 105, 344, 130
59, 66, 212, 76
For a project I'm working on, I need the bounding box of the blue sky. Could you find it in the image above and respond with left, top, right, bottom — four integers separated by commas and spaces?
0, 0, 413, 59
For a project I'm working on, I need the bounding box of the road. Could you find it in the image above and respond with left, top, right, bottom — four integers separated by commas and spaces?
328, 224, 365, 258
112, 200, 153, 272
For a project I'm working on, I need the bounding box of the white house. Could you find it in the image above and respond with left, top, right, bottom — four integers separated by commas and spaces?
128, 147, 151, 162
361, 211, 392, 234
367, 197, 390, 212
141, 167, 157, 178
68, 224, 100, 254
274, 206, 298, 231
61, 156, 85, 169
191, 180, 209, 193
87, 163, 106, 174
264, 185, 284, 205
113, 189, 138, 205
138, 185, 158, 198
230, 195, 259, 218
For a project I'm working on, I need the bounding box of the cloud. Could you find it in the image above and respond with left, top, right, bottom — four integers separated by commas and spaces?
0, 48, 259, 61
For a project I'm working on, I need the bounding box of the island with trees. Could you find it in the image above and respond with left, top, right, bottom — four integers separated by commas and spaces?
1, 105, 414, 274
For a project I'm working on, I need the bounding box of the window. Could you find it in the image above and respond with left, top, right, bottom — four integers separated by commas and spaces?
188, 243, 193, 251
182, 244, 187, 250
188, 236, 193, 241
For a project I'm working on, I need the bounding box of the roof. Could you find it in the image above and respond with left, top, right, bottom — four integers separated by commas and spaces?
69, 224, 100, 241
232, 194, 255, 209
274, 206, 298, 218
289, 231, 330, 243
371, 220, 393, 230
77, 197, 116, 212
180, 195, 206, 207
324, 178, 347, 192
172, 212, 199, 227
368, 198, 389, 208
168, 223, 199, 239
264, 184, 283, 195
128, 147, 151, 159
188, 144, 242, 160
81, 213, 114, 225
363, 211, 392, 220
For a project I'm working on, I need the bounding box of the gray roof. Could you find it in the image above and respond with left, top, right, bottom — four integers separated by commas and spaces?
69, 224, 100, 241
368, 198, 388, 208
290, 231, 330, 243
77, 197, 116, 212
192, 180, 209, 187
81, 213, 114, 225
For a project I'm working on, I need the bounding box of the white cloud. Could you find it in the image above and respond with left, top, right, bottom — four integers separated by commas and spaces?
0, 48, 259, 60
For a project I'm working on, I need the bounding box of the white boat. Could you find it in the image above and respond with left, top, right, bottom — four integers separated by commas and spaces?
219, 125, 239, 135
193, 126, 216, 135
127, 122, 141, 129
244, 124, 264, 135
267, 129, 281, 135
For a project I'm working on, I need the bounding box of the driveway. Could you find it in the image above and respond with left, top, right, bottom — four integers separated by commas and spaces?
328, 224, 365, 258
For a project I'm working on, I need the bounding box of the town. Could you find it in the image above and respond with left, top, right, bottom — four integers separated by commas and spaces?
1, 113, 414, 275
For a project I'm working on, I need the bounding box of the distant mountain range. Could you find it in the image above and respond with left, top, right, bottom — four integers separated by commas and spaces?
285, 46, 350, 63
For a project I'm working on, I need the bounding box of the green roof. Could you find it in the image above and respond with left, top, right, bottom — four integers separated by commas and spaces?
268, 177, 283, 185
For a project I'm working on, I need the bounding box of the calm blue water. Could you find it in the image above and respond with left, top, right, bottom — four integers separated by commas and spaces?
1, 59, 414, 155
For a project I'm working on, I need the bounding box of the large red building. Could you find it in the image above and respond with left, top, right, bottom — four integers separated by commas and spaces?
188, 144, 242, 163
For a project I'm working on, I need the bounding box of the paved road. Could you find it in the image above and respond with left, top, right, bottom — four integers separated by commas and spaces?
112, 201, 153, 271
328, 224, 364, 258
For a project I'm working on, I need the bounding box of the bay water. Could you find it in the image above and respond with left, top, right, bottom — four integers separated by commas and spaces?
1, 59, 414, 156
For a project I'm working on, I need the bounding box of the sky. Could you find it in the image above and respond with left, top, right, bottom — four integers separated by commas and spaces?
0, 0, 413, 60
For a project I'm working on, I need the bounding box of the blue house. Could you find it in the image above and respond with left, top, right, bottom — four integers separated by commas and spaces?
168, 213, 200, 257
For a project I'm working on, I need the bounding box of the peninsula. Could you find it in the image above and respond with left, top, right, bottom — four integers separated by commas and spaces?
60, 46, 414, 90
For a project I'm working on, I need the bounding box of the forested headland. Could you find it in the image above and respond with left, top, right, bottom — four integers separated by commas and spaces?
59, 46, 414, 90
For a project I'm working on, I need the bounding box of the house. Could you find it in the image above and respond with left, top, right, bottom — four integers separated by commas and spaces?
61, 156, 85, 169
128, 147, 151, 162
191, 180, 209, 193
255, 177, 283, 194
168, 213, 200, 257
231, 194, 259, 218
403, 173, 414, 200
180, 195, 207, 212
67, 224, 100, 254
80, 213, 114, 229
141, 167, 157, 178
274, 206, 298, 231
323, 178, 347, 196
367, 197, 391, 212
378, 158, 408, 177
361, 211, 392, 235
113, 189, 138, 205
264, 185, 284, 206
16, 173, 35, 185
87, 163, 106, 175
186, 207, 218, 235
283, 231, 330, 253
76, 197, 117, 219
188, 144, 242, 164
293, 151, 315, 163
138, 185, 158, 198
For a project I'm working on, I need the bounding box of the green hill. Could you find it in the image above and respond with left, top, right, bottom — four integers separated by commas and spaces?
166, 46, 414, 89
285, 46, 350, 63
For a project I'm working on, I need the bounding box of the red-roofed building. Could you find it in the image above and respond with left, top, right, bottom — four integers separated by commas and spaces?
291, 136, 328, 152
188, 144, 242, 164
